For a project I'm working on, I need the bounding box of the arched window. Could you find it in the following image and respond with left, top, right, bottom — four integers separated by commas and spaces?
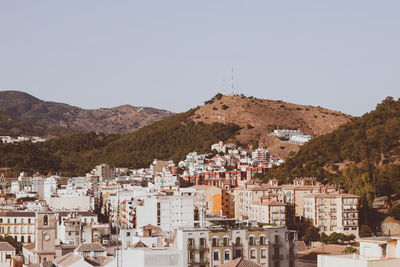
44, 215, 48, 226
249, 236, 255, 246
235, 237, 241, 246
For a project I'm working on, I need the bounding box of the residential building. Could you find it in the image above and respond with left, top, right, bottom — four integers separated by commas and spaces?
304, 193, 359, 236
0, 242, 15, 267
249, 199, 286, 226
136, 192, 195, 234
0, 211, 35, 243
318, 236, 400, 267
264, 226, 298, 267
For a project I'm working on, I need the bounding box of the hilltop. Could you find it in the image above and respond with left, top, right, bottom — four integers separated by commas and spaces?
0, 91, 174, 135
193, 94, 352, 158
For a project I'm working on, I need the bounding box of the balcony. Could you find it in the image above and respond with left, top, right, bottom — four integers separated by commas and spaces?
272, 242, 282, 248
199, 244, 208, 250
187, 244, 196, 250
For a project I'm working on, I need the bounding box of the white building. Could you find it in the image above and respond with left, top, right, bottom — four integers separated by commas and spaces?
289, 135, 312, 144
136, 192, 195, 234
273, 129, 303, 139
318, 236, 400, 267
0, 242, 16, 267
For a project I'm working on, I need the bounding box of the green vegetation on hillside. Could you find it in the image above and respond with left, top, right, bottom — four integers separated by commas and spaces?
0, 110, 75, 136
0, 109, 241, 176
268, 97, 400, 207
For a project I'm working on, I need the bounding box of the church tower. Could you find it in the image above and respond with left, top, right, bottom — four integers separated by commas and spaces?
34, 206, 56, 263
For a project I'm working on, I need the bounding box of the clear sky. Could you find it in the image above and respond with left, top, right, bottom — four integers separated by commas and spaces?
1, 1, 399, 116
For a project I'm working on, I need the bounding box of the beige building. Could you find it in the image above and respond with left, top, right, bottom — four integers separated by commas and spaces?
0, 211, 35, 243
304, 192, 359, 236
249, 198, 286, 226
175, 225, 297, 267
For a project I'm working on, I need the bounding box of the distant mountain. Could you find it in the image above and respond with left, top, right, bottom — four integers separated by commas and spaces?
0, 91, 174, 134
193, 94, 352, 158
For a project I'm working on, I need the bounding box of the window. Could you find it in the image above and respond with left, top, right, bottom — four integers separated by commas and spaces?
260, 236, 265, 245
249, 236, 255, 246
21, 236, 24, 243
28, 218, 31, 224
213, 250, 219, 261
199, 238, 206, 248
14, 219, 17, 224
223, 237, 229, 246
43, 215, 48, 226
235, 237, 241, 246
187, 238, 195, 249
212, 237, 219, 247
5, 254, 11, 259
28, 236, 31, 243
261, 249, 267, 259
250, 249, 256, 259
126, 232, 130, 237
188, 251, 195, 262
224, 250, 230, 261
200, 251, 205, 262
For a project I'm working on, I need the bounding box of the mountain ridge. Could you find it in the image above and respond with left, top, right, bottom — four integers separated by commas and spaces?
0, 90, 174, 134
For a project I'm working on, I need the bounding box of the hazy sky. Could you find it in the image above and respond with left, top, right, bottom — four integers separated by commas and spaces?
1, 1, 399, 116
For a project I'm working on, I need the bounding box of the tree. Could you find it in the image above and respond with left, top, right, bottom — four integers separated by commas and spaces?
359, 225, 373, 237
302, 226, 320, 245
343, 246, 357, 254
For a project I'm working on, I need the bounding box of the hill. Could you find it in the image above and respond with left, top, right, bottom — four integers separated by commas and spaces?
193, 94, 352, 158
0, 93, 353, 176
268, 96, 400, 207
0, 91, 174, 134
0, 108, 241, 176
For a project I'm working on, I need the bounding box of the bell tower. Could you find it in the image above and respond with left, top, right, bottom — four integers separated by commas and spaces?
34, 207, 56, 263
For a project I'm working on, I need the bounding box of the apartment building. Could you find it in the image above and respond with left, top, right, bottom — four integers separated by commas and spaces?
234, 184, 283, 222
264, 226, 297, 267
304, 193, 359, 236
0, 211, 35, 243
136, 192, 195, 234
280, 177, 337, 219
175, 225, 297, 267
249, 199, 286, 226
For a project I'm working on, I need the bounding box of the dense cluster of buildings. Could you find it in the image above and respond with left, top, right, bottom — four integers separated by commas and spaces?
0, 141, 362, 267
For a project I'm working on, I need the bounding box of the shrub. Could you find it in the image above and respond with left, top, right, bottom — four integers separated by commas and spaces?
359, 225, 373, 237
